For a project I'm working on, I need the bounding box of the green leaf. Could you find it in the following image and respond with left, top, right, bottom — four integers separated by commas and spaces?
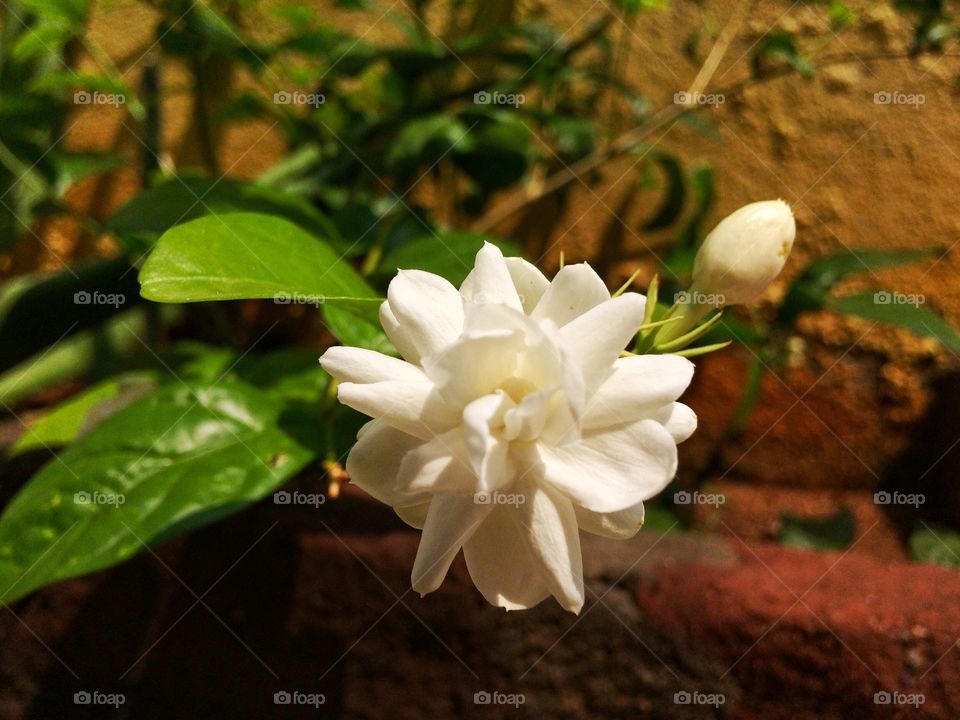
9, 373, 157, 456
234, 348, 331, 403
641, 152, 685, 231
323, 304, 395, 354
107, 176, 343, 253
779, 508, 855, 551
0, 380, 315, 604
0, 258, 142, 374
0, 307, 154, 407
375, 231, 522, 286
641, 505, 682, 531
386, 115, 474, 173
909, 525, 960, 568
827, 292, 960, 353
752, 30, 815, 78
138, 212, 381, 322
778, 248, 934, 327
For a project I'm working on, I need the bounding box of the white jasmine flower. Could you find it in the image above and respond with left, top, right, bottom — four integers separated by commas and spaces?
320, 244, 696, 612
691, 199, 796, 306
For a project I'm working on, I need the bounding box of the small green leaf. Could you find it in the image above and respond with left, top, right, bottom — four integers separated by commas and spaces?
138, 212, 381, 322
0, 380, 315, 604
909, 525, 960, 568
779, 508, 855, 550
753, 30, 815, 78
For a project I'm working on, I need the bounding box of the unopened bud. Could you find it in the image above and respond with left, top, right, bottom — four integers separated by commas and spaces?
691, 200, 795, 305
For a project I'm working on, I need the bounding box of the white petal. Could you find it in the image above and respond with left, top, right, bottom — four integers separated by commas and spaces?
397, 427, 477, 494
575, 501, 645, 539
459, 242, 524, 312
461, 303, 586, 427
386, 269, 464, 360
463, 505, 553, 610
653, 402, 698, 443
320, 346, 427, 385
583, 355, 695, 430
412, 495, 491, 595
345, 420, 430, 507
531, 263, 610, 327
531, 418, 677, 513
504, 257, 549, 314
337, 380, 458, 440
379, 301, 422, 364
519, 484, 584, 613
422, 328, 523, 408
503, 386, 556, 442
462, 392, 515, 492
396, 502, 431, 529
559, 293, 646, 393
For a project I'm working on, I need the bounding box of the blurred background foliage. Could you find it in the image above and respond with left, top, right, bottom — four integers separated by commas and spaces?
0, 0, 959, 602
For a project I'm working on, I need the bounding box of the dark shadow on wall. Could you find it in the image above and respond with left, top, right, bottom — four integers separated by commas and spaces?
878, 369, 960, 538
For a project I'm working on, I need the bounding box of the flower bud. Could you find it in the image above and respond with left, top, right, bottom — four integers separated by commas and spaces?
690, 199, 795, 306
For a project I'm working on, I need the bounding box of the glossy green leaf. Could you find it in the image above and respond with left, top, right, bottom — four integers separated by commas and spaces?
138, 212, 382, 321
10, 373, 157, 456
0, 380, 315, 604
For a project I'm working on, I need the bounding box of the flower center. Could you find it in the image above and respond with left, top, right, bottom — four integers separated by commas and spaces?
497, 376, 537, 404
